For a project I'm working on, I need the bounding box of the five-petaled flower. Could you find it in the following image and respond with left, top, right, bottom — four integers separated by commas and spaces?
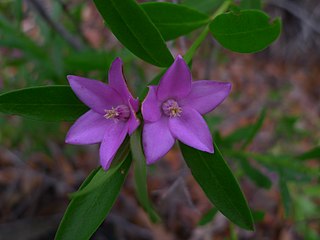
142, 55, 231, 164
65, 58, 140, 170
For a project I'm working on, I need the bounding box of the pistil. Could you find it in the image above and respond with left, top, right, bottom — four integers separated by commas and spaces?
104, 105, 130, 121
162, 99, 182, 118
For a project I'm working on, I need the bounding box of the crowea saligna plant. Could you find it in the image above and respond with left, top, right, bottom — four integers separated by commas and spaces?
1, 0, 303, 239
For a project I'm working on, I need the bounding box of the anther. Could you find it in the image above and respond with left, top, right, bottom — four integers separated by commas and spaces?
104, 105, 130, 121
162, 99, 182, 118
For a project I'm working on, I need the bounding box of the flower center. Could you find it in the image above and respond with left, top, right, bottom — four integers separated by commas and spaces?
104, 105, 130, 122
162, 99, 182, 118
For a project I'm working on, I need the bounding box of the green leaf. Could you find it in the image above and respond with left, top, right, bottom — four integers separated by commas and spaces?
130, 129, 160, 223
198, 207, 218, 226
71, 139, 131, 197
138, 25, 208, 100
139, 69, 166, 100
64, 50, 114, 72
252, 210, 265, 223
0, 86, 88, 121
76, 167, 101, 191
180, 142, 254, 230
279, 173, 292, 217
141, 2, 210, 41
13, 0, 23, 25
0, 15, 45, 59
55, 152, 132, 240
182, 0, 225, 14
297, 146, 320, 161
223, 108, 266, 148
238, 156, 272, 189
94, 0, 173, 67
138, 1, 231, 100
139, 24, 211, 99
241, 108, 266, 149
209, 10, 281, 53
229, 4, 241, 14
223, 125, 252, 146
239, 0, 261, 10
231, 151, 319, 180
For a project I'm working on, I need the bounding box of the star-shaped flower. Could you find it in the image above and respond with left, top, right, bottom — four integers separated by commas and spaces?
66, 58, 140, 170
142, 55, 231, 164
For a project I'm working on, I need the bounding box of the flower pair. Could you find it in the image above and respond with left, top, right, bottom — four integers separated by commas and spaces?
66, 56, 231, 170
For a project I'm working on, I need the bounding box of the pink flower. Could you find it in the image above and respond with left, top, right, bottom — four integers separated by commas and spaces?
66, 58, 140, 170
142, 56, 231, 164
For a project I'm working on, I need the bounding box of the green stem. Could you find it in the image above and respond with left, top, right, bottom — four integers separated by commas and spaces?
139, 0, 231, 99
211, 0, 231, 20
230, 223, 238, 240
183, 26, 210, 64
183, 0, 231, 64
130, 128, 160, 222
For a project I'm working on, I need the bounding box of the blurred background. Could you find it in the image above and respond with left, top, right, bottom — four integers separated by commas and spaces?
0, 0, 319, 239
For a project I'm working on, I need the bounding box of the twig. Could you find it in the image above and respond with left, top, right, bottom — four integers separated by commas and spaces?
27, 0, 85, 50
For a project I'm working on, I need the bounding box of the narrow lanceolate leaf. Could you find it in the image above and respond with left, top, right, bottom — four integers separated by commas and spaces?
55, 152, 132, 240
279, 173, 292, 217
0, 86, 88, 121
198, 207, 218, 226
210, 10, 281, 53
252, 210, 265, 223
64, 50, 115, 72
0, 15, 45, 59
71, 139, 130, 197
94, 0, 173, 67
296, 146, 320, 161
130, 129, 160, 223
141, 2, 210, 41
224, 108, 266, 148
223, 125, 253, 146
241, 108, 266, 149
238, 156, 272, 189
180, 142, 254, 230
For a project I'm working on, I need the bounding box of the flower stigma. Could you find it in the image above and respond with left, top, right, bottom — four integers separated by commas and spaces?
104, 105, 130, 122
162, 99, 182, 118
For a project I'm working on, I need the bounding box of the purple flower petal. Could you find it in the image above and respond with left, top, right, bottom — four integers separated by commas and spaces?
141, 86, 162, 123
67, 75, 123, 114
99, 121, 128, 170
108, 58, 136, 104
157, 55, 192, 101
180, 81, 231, 115
169, 107, 213, 153
143, 117, 175, 164
65, 110, 109, 145
127, 98, 140, 135
108, 58, 140, 112
129, 96, 139, 116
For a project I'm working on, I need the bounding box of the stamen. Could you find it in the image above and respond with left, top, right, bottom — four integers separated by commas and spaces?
104, 105, 130, 122
162, 99, 182, 118
104, 107, 119, 119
